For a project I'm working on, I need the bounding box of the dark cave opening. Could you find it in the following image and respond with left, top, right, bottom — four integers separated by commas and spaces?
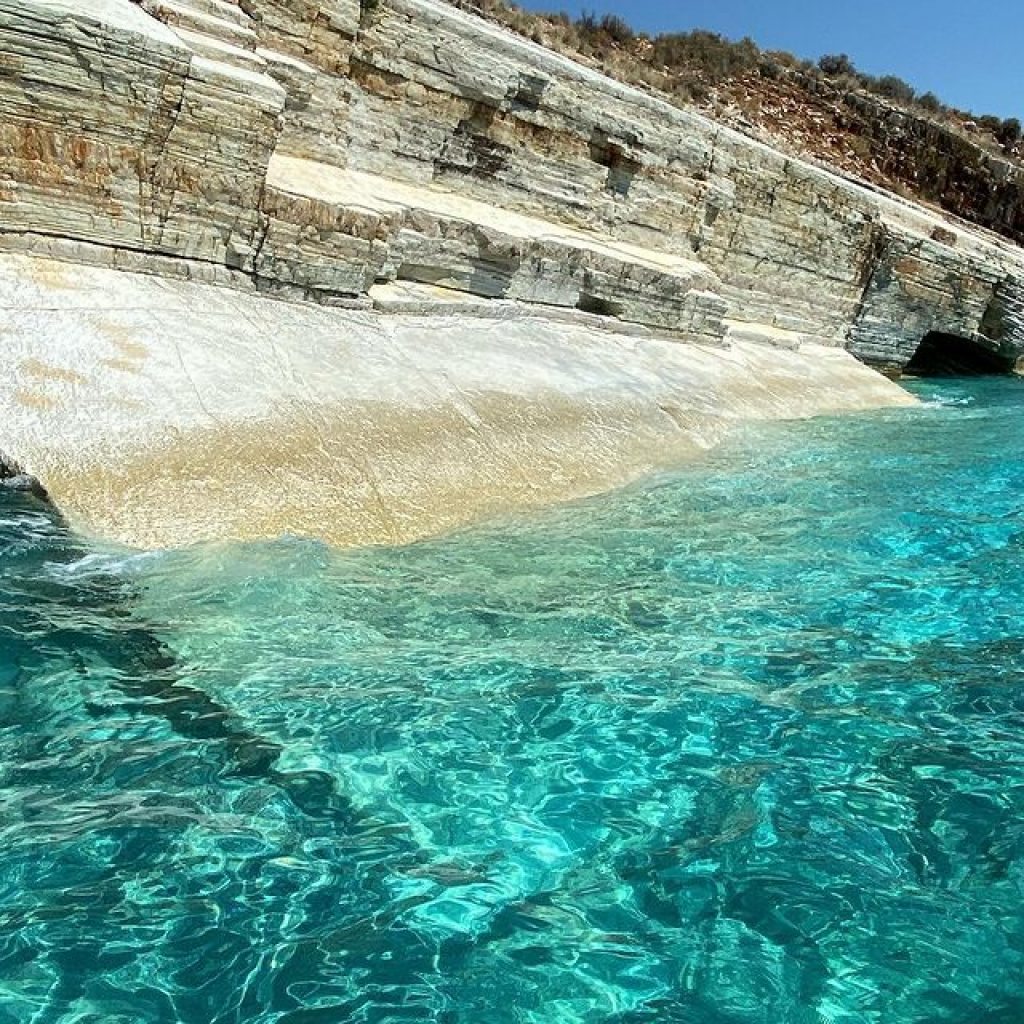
906, 331, 1016, 376
576, 293, 620, 317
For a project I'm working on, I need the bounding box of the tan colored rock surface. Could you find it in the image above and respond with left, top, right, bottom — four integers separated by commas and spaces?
0, 254, 913, 549
0, 0, 285, 266
2, 0, 1023, 546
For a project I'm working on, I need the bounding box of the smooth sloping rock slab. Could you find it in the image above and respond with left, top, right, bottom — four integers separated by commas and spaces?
0, 253, 914, 549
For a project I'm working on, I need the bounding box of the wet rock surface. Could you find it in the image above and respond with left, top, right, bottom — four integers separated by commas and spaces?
0, 452, 50, 501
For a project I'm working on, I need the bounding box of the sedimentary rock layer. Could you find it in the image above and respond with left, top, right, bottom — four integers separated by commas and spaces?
3, 0, 1024, 369
252, 0, 1024, 368
0, 0, 1020, 546
0, 0, 284, 265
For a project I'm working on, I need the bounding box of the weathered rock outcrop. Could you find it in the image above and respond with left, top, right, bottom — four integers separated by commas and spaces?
806, 79, 1024, 246
247, 0, 1024, 369
0, 0, 284, 266
3, 0, 1024, 371
0, 0, 1018, 544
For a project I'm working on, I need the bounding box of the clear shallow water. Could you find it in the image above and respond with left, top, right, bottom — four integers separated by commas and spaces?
2, 377, 1024, 1024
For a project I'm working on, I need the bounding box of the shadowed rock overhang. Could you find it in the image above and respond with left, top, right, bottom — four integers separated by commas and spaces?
906, 332, 1019, 376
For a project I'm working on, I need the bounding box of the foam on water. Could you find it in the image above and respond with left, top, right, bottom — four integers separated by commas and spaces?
1, 377, 1023, 1023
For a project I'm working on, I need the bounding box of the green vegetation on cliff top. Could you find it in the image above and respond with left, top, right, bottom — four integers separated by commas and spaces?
445, 0, 1024, 242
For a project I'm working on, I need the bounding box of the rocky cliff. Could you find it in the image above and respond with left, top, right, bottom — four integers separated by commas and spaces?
741, 73, 1024, 248
0, 0, 1015, 545
448, 6, 1024, 251
3, 0, 1024, 370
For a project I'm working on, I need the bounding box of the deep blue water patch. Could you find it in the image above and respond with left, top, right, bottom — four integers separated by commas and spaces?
1, 377, 1024, 1023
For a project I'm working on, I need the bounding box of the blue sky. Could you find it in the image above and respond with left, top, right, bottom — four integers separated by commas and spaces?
517, 0, 1024, 119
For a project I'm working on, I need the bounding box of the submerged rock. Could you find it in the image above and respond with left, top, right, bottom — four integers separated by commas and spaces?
0, 451, 50, 501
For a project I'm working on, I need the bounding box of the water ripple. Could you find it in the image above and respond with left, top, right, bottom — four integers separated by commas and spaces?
1, 378, 1024, 1022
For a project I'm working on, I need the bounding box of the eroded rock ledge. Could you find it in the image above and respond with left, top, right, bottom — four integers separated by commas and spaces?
4, 0, 1024, 369
0, 0, 1011, 545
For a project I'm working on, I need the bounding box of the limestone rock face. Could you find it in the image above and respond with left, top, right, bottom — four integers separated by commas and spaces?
244, 0, 1024, 365
5, 0, 1014, 547
255, 156, 729, 338
241, 0, 359, 164
847, 226, 1011, 369
2, 0, 1024, 371
0, 253, 914, 549
0, 0, 286, 267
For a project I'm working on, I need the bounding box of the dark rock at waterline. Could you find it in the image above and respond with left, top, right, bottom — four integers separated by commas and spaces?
0, 451, 49, 501
2, 473, 49, 499
0, 451, 23, 480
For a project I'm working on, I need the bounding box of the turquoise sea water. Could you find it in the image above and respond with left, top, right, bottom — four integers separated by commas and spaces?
2, 376, 1024, 1024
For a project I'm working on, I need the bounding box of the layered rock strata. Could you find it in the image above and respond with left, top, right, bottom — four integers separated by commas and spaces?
808, 82, 1024, 247
257, 156, 728, 338
0, 0, 284, 267
0, 0, 1020, 544
2, 0, 1024, 369
252, 0, 1024, 369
